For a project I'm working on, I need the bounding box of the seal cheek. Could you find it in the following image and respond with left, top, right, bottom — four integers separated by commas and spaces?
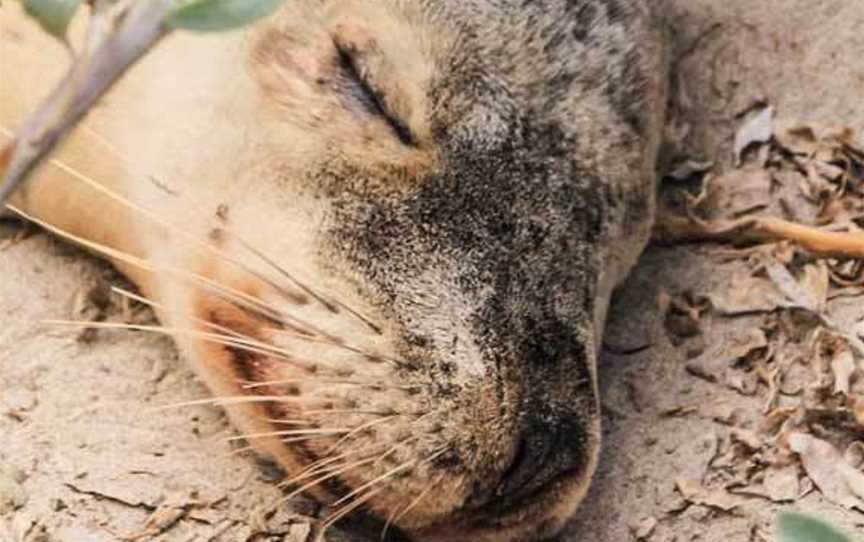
180, 294, 333, 498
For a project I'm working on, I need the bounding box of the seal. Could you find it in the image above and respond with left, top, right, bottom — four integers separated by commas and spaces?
0, 1, 668, 540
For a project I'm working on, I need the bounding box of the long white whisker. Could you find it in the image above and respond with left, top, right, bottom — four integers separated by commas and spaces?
382, 473, 445, 540
225, 427, 351, 443
234, 235, 383, 335
111, 286, 248, 340
39, 319, 322, 372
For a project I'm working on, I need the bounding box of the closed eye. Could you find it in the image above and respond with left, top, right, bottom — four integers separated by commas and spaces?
334, 41, 416, 147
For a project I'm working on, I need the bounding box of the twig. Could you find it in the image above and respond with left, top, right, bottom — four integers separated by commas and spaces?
654, 212, 864, 260
0, 0, 175, 204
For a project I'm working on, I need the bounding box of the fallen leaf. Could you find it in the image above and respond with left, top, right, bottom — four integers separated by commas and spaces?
708, 403, 745, 426
661, 405, 700, 418
831, 347, 857, 396
725, 369, 759, 396
676, 478, 748, 512
800, 262, 830, 314
706, 168, 773, 219
764, 260, 822, 313
761, 406, 800, 437
710, 272, 785, 315
763, 465, 800, 502
787, 432, 864, 511
726, 328, 769, 362
774, 121, 856, 157
731, 428, 763, 451
734, 106, 774, 165
685, 360, 718, 383
665, 159, 715, 183
629, 517, 658, 540
845, 442, 864, 468
775, 123, 821, 156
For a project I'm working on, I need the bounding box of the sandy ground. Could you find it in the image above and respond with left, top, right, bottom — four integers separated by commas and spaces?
3, 1, 864, 541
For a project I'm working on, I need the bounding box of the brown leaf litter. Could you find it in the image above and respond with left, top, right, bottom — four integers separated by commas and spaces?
656, 109, 864, 528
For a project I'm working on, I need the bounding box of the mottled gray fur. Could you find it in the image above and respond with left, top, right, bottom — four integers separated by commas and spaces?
320, 0, 668, 536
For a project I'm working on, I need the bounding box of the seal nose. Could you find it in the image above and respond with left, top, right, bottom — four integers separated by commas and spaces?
496, 414, 591, 502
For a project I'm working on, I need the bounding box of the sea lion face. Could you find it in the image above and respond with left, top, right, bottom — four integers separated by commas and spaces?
179, 1, 663, 540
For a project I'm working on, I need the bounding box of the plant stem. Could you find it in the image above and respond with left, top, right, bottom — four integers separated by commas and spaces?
0, 0, 175, 205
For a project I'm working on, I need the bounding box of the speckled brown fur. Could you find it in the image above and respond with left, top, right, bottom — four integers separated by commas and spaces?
1, 1, 667, 540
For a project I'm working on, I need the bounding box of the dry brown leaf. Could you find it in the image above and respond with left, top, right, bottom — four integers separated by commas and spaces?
730, 428, 763, 451
666, 159, 715, 182
629, 517, 658, 540
850, 396, 864, 427
725, 369, 759, 396
661, 405, 701, 418
776, 124, 820, 156
787, 431, 864, 511
831, 347, 857, 396
710, 272, 786, 315
706, 168, 773, 219
727, 328, 769, 362
676, 478, 748, 512
845, 442, 864, 468
734, 106, 774, 165
800, 262, 830, 314
708, 402, 745, 426
763, 260, 822, 313
762, 465, 800, 502
774, 121, 856, 156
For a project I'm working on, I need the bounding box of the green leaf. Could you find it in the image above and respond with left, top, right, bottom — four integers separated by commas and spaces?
777, 512, 856, 542
21, 0, 82, 40
167, 0, 285, 32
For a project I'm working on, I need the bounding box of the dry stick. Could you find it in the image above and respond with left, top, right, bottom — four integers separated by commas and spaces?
654, 213, 864, 259
0, 0, 174, 205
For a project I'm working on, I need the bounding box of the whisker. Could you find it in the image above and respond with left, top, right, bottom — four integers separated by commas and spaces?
10, 201, 410, 371
45, 156, 310, 307
115, 289, 405, 377
38, 319, 322, 372
301, 409, 403, 417
259, 417, 316, 426
234, 235, 383, 335
265, 327, 415, 370
322, 486, 386, 530
5, 204, 308, 332
153, 395, 328, 410
281, 436, 414, 493
320, 448, 449, 532
7, 198, 335, 343
224, 427, 351, 443
40, 155, 392, 347
323, 415, 399, 456
228, 433, 337, 458
242, 378, 383, 390
329, 458, 419, 510
381, 473, 445, 540
110, 286, 248, 340
280, 454, 384, 504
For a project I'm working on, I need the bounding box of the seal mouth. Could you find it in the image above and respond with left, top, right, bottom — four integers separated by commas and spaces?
190, 293, 454, 530
194, 298, 368, 508
189, 288, 595, 541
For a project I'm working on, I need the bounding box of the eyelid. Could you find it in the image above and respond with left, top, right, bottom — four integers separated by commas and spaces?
332, 37, 416, 147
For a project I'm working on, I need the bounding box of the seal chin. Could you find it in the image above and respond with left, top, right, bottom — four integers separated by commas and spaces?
414, 416, 600, 542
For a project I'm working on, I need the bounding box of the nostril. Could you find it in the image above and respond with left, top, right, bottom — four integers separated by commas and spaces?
496, 421, 556, 498
495, 415, 593, 504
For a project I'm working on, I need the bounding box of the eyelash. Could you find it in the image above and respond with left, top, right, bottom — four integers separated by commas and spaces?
334, 43, 416, 147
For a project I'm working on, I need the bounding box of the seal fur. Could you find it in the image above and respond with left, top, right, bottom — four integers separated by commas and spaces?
0, 1, 667, 540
